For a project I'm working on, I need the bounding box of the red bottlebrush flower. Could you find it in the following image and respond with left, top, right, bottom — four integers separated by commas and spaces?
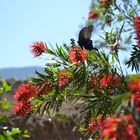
58, 69, 71, 87
134, 17, 140, 48
100, 74, 120, 88
96, 115, 104, 130
101, 0, 113, 5
104, 116, 120, 128
102, 115, 138, 140
128, 78, 140, 93
126, 124, 136, 136
124, 114, 134, 124
88, 115, 138, 139
13, 83, 37, 102
88, 118, 97, 132
88, 11, 99, 20
100, 74, 112, 87
30, 42, 47, 57
13, 101, 32, 116
91, 76, 99, 89
133, 93, 140, 101
131, 93, 140, 112
69, 47, 86, 65
101, 0, 112, 11
129, 78, 140, 112
136, 106, 140, 112
113, 75, 121, 85
101, 0, 108, 3
102, 128, 116, 138
88, 116, 104, 133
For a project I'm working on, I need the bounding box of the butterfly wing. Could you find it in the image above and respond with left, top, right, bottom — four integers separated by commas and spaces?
78, 25, 93, 40
78, 25, 96, 50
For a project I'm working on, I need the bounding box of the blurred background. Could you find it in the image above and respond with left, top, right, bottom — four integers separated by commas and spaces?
0, 0, 91, 79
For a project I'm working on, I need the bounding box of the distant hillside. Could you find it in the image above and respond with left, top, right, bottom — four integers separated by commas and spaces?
0, 66, 43, 80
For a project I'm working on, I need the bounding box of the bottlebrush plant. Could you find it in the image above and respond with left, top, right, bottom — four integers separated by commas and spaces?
0, 78, 30, 140
13, 0, 140, 139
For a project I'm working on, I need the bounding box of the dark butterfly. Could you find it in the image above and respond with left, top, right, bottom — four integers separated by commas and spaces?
78, 25, 98, 51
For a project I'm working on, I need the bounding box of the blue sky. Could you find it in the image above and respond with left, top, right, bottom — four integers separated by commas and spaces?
0, 0, 91, 68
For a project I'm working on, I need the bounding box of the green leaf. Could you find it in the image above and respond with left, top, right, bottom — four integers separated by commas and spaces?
0, 99, 12, 109
126, 46, 140, 72
1, 102, 12, 109
23, 130, 30, 138
0, 78, 11, 94
112, 92, 130, 103
129, 7, 135, 17
118, 22, 125, 40
0, 115, 8, 122
112, 92, 130, 112
6, 136, 14, 140
49, 65, 55, 75
23, 134, 30, 138
35, 70, 47, 80
11, 128, 21, 135
117, 15, 124, 22
3, 131, 14, 140
129, 74, 140, 81
29, 77, 43, 84
0, 135, 6, 140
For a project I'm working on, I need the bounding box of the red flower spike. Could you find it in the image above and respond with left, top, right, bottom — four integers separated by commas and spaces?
129, 78, 140, 112
91, 76, 99, 89
102, 128, 116, 137
101, 0, 113, 5
30, 42, 47, 57
102, 115, 138, 140
131, 93, 140, 112
134, 17, 140, 48
58, 69, 71, 87
88, 115, 104, 133
69, 47, 86, 65
13, 83, 37, 102
101, 0, 108, 3
87, 114, 138, 139
88, 118, 97, 132
129, 78, 140, 93
88, 11, 99, 20
124, 114, 134, 124
13, 101, 32, 116
96, 115, 104, 130
100, 74, 120, 88
126, 124, 136, 136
